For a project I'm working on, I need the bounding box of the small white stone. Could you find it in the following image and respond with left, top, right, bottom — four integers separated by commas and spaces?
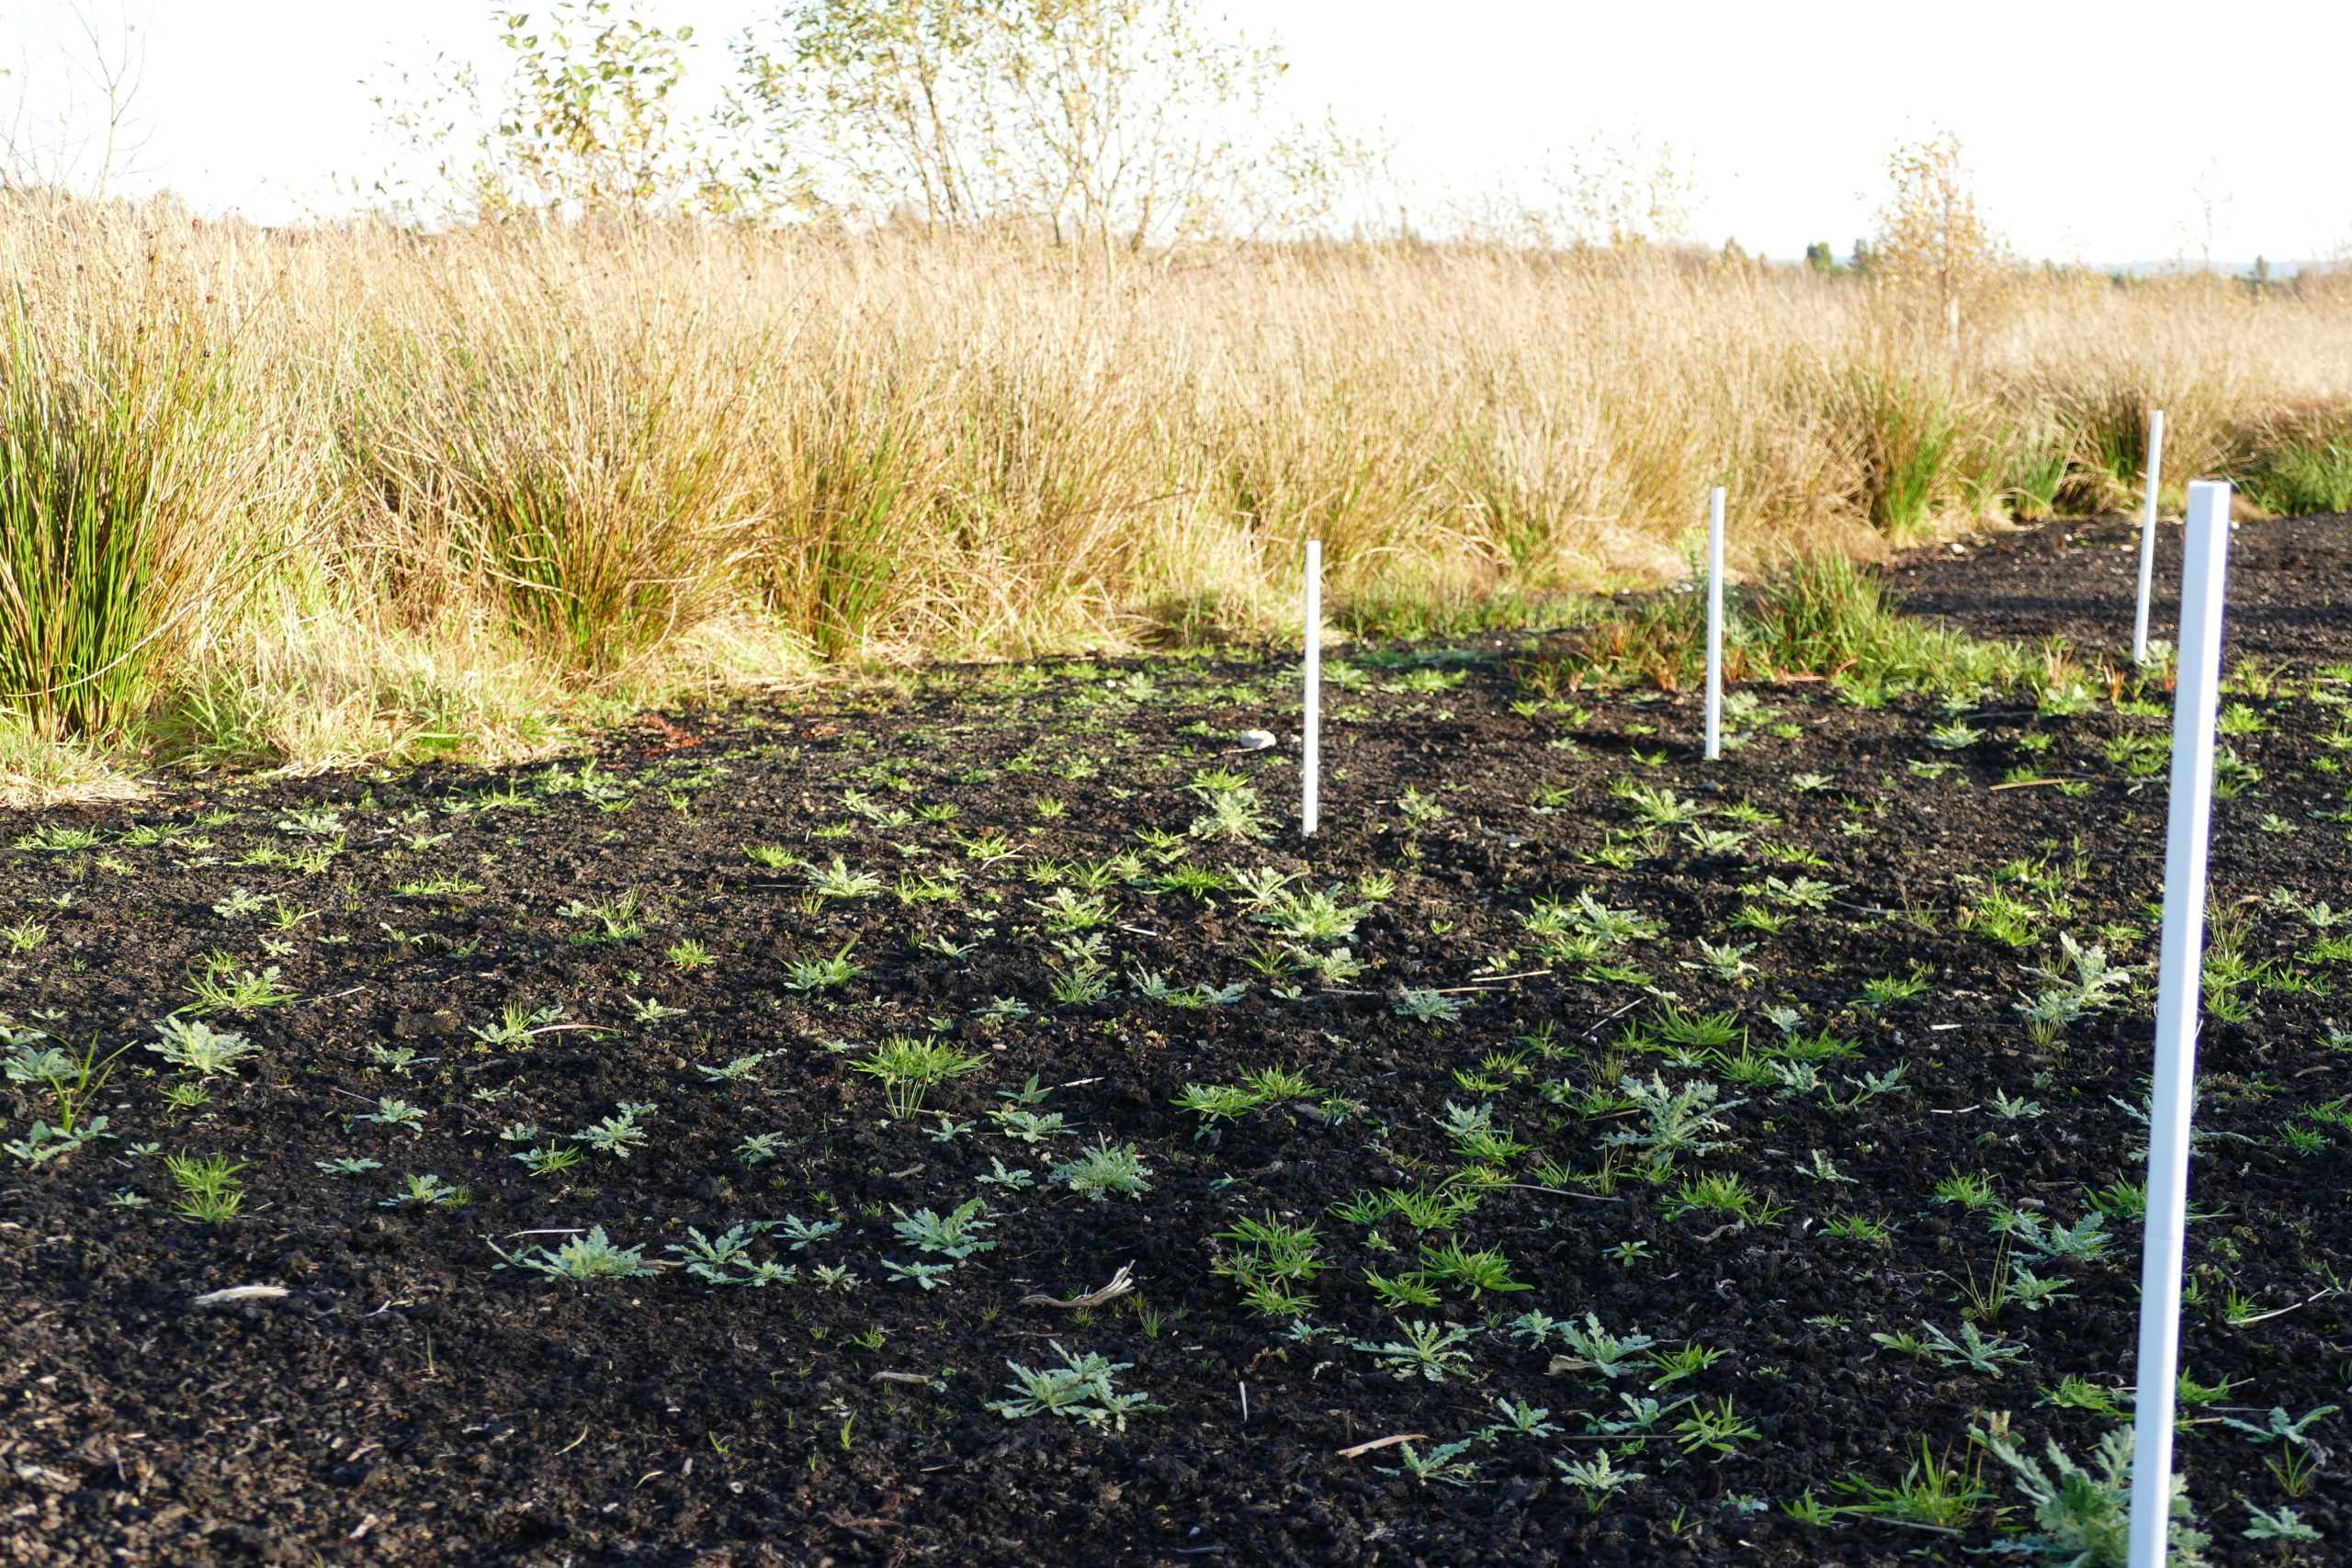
193, 1284, 289, 1306
1235, 730, 1277, 750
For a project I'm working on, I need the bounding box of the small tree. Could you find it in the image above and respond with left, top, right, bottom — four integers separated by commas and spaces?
371, 0, 724, 221
1869, 130, 2007, 349
729, 0, 1364, 248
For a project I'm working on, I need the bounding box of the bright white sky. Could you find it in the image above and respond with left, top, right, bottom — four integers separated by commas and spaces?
9, 0, 2348, 265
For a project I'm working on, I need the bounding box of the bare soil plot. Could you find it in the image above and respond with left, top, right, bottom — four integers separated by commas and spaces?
2, 519, 2348, 1567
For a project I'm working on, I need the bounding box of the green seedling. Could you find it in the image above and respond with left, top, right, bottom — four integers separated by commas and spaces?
470, 1001, 567, 1045
1976, 1426, 2206, 1567
1351, 1318, 1476, 1382
570, 1102, 654, 1157
1601, 1073, 1745, 1168
984, 1343, 1152, 1430
382, 1173, 470, 1209
1051, 1140, 1153, 1201
1548, 1314, 1657, 1378
891, 1197, 998, 1258
1555, 1450, 1645, 1508
1393, 988, 1466, 1024
1375, 1438, 1481, 1487
489, 1226, 661, 1285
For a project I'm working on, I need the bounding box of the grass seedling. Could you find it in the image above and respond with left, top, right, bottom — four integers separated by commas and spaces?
470, 1001, 567, 1046
1213, 1213, 1327, 1315
1835, 1438, 1989, 1529
1857, 965, 1930, 1008
783, 940, 865, 991
806, 858, 882, 899
1645, 1342, 1724, 1388
513, 1144, 585, 1178
164, 1150, 247, 1224
1934, 1168, 2002, 1212
1822, 1212, 1891, 1244
1663, 1171, 1786, 1225
1672, 1398, 1759, 1455
1415, 1238, 1530, 1298
1363, 1269, 1442, 1309
854, 1036, 988, 1119
16, 825, 101, 852
557, 889, 647, 943
1962, 887, 2041, 948
182, 964, 297, 1015
1653, 1002, 1741, 1049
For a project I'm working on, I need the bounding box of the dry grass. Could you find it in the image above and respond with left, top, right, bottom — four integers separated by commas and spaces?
6, 195, 2352, 795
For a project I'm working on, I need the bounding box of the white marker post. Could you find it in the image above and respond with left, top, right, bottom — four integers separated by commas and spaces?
1702, 487, 1726, 761
1301, 540, 1322, 837
2132, 409, 2167, 664
2126, 479, 2233, 1568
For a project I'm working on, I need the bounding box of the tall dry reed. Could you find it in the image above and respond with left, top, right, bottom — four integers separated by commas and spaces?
6, 195, 2352, 786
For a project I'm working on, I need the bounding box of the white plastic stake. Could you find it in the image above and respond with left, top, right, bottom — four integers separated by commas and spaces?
1301, 540, 1322, 837
2126, 479, 2232, 1568
2132, 409, 2167, 664
1702, 487, 1726, 761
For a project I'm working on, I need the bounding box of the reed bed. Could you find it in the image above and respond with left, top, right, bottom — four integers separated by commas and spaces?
6, 195, 2352, 793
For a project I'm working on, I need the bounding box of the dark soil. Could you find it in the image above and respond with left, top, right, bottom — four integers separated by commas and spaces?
3, 517, 2349, 1568
1894, 512, 2352, 665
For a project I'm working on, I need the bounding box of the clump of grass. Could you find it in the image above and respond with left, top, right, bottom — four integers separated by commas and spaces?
0, 302, 255, 739
16, 213, 2352, 776
1825, 366, 1969, 538
342, 293, 754, 676
2233, 404, 2352, 514
1519, 554, 2030, 696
